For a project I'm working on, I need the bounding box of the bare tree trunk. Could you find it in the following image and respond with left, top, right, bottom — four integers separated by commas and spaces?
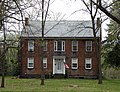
91, 16, 102, 84
96, 18, 102, 84
40, 0, 45, 85
98, 36, 102, 84
1, 23, 6, 88
97, 18, 102, 84
40, 38, 45, 85
82, 0, 103, 84
1, 74, 5, 87
40, 0, 50, 85
90, 0, 102, 84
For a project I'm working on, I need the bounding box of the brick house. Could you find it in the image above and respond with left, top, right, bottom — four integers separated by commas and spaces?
19, 19, 101, 78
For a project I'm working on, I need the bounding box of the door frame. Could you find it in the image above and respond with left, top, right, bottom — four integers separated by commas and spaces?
53, 56, 65, 75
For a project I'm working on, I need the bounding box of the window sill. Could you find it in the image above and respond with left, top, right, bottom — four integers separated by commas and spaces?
28, 51, 35, 53
27, 68, 34, 70
85, 68, 92, 70
72, 68, 78, 70
86, 51, 92, 52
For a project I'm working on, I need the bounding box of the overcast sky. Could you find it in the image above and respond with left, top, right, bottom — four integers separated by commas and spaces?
49, 0, 109, 40
49, 0, 90, 20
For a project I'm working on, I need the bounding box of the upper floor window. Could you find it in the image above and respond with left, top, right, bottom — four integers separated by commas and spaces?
28, 57, 34, 69
72, 41, 78, 51
28, 40, 34, 52
54, 41, 65, 51
71, 58, 78, 69
43, 41, 47, 51
43, 58, 47, 69
86, 41, 92, 52
85, 58, 92, 69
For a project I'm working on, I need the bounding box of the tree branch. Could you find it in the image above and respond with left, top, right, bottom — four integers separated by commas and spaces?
92, 0, 120, 24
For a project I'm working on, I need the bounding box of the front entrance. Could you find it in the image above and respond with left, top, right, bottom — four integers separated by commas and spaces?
53, 57, 65, 75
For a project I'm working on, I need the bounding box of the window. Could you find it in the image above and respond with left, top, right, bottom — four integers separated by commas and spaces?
72, 41, 78, 51
28, 40, 34, 51
86, 41, 92, 52
28, 57, 34, 68
43, 41, 47, 51
85, 58, 92, 69
57, 62, 62, 70
43, 58, 47, 68
71, 58, 78, 69
54, 41, 65, 51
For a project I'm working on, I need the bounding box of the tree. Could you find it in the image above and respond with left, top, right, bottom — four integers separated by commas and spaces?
5, 34, 19, 76
107, 0, 120, 42
80, 0, 103, 84
20, 0, 63, 85
92, 0, 120, 24
105, 43, 120, 69
0, 0, 8, 87
80, 0, 120, 84
103, 0, 120, 69
41, 0, 51, 85
21, 0, 51, 85
0, 22, 6, 88
0, 0, 32, 87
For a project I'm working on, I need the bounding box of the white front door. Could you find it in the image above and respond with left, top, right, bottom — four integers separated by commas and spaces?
53, 58, 65, 74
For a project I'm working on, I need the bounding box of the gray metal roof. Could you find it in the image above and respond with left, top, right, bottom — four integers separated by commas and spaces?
21, 20, 100, 38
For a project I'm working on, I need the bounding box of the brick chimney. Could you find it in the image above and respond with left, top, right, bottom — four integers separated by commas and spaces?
97, 18, 100, 28
25, 17, 29, 26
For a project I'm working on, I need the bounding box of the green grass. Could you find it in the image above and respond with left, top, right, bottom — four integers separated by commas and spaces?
0, 77, 120, 92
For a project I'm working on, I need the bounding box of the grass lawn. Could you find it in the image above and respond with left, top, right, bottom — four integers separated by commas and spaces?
0, 77, 120, 92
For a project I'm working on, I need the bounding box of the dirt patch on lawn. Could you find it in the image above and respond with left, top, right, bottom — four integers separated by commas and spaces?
68, 84, 80, 88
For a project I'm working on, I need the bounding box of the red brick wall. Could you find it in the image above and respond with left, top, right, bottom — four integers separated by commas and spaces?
20, 38, 99, 78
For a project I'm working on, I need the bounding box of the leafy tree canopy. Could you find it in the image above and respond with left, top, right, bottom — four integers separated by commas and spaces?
105, 43, 120, 69
102, 0, 120, 69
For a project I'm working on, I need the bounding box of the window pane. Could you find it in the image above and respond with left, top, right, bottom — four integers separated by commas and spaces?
58, 41, 62, 51
86, 41, 92, 52
87, 46, 91, 51
86, 64, 91, 68
43, 58, 47, 68
28, 40, 34, 51
54, 41, 65, 51
72, 63, 77, 67
72, 41, 78, 51
57, 62, 61, 70
43, 41, 47, 51
28, 58, 34, 68
72, 58, 78, 69
43, 63, 47, 68
62, 41, 65, 51
29, 63, 34, 67
54, 41, 57, 51
85, 58, 92, 69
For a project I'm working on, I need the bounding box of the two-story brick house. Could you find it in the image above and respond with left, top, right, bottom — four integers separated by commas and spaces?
19, 19, 101, 78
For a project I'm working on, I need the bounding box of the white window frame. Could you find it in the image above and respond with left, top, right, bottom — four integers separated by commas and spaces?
43, 58, 47, 69
43, 41, 47, 51
54, 41, 65, 51
72, 41, 78, 51
71, 58, 78, 69
85, 58, 92, 69
86, 41, 92, 52
28, 40, 34, 52
28, 57, 34, 68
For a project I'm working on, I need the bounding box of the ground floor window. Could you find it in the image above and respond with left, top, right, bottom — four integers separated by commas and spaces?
85, 58, 92, 69
43, 58, 47, 69
71, 58, 78, 69
27, 57, 34, 68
